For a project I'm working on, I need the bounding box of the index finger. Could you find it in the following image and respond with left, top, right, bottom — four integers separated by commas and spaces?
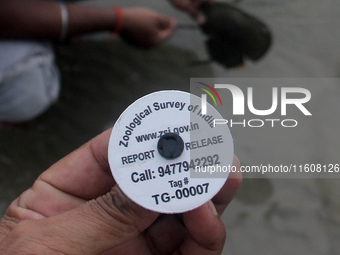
39, 131, 241, 210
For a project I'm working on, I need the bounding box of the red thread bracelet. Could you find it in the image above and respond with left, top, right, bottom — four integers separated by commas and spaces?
113, 6, 124, 34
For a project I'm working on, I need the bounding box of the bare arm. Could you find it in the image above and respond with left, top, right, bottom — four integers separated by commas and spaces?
0, 0, 117, 40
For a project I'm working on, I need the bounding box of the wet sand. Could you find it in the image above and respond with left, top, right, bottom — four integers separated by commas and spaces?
1, 0, 340, 254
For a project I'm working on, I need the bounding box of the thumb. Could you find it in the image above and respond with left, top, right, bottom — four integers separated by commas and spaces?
158, 17, 177, 41
31, 186, 159, 254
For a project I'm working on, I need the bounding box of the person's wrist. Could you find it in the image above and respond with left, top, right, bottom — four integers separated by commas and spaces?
59, 2, 69, 41
117, 8, 136, 35
113, 6, 124, 34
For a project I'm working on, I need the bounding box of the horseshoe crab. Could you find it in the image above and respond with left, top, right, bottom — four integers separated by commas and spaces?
200, 2, 272, 68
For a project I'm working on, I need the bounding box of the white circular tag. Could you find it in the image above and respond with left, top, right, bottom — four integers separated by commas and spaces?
108, 91, 233, 213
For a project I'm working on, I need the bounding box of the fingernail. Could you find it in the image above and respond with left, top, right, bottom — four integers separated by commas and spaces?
208, 201, 218, 216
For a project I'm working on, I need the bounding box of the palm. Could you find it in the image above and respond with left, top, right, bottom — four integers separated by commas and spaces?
1, 130, 241, 254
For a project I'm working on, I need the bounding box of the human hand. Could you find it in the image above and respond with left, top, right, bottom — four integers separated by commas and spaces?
119, 7, 176, 48
0, 129, 242, 254
169, 0, 211, 23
